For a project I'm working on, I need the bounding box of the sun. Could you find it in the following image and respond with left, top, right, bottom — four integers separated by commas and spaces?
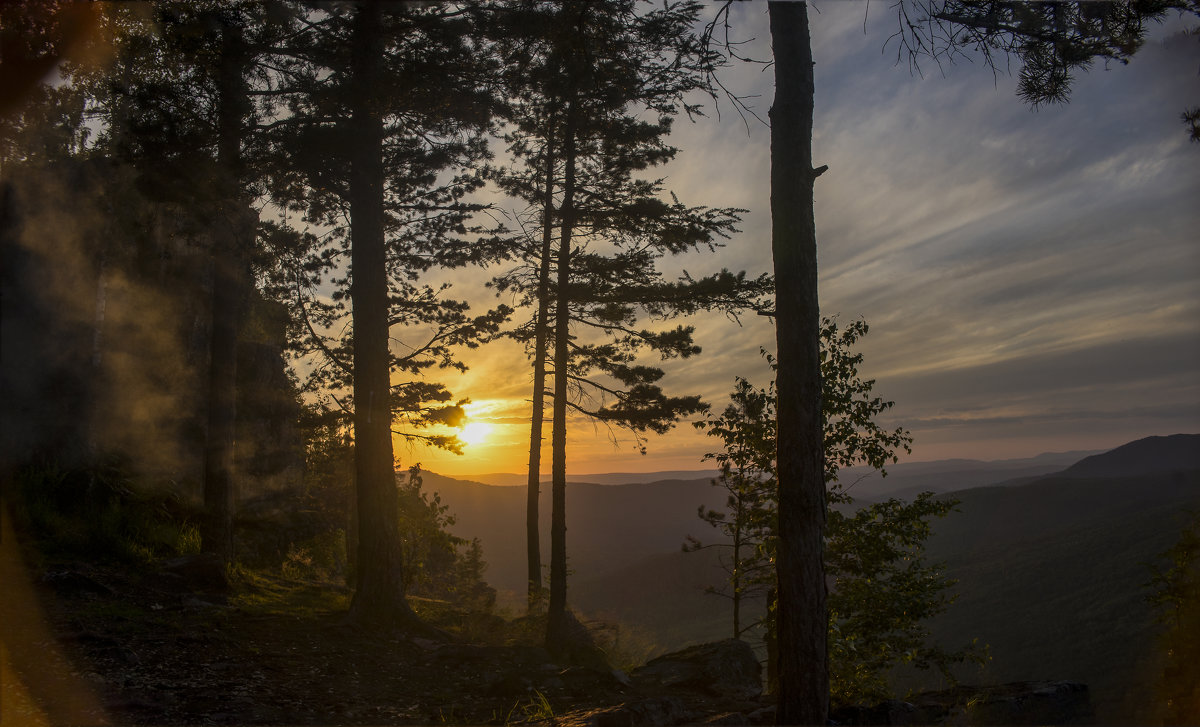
458, 421, 493, 447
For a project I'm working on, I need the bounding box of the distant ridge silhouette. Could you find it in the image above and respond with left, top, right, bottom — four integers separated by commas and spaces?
429, 470, 721, 487
1060, 433, 1200, 478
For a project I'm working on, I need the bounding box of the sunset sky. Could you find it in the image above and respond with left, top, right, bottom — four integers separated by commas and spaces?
404, 3, 1200, 479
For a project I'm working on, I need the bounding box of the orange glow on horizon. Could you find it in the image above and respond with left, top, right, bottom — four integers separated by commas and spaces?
395, 394, 717, 479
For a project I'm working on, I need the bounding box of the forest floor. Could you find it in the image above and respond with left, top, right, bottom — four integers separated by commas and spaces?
1, 506, 765, 727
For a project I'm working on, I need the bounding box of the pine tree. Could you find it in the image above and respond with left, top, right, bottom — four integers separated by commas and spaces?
30, 1, 304, 561
262, 0, 503, 627
489, 0, 770, 652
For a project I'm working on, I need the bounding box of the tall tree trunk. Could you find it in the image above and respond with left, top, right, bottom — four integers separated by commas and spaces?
526, 135, 556, 611
202, 20, 250, 563
768, 2, 828, 724
546, 100, 577, 657
346, 0, 415, 627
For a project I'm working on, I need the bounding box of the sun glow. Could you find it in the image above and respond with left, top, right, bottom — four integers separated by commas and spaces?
458, 421, 493, 447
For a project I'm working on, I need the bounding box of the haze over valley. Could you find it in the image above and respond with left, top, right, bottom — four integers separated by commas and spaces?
429, 434, 1200, 721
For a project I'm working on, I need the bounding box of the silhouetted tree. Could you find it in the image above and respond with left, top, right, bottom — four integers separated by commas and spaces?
686, 377, 777, 640
894, 1, 1194, 108
485, 0, 564, 609
705, 1, 1198, 719
263, 1, 502, 628
692, 319, 974, 705
764, 3, 827, 721
24, 1, 302, 561
489, 0, 769, 654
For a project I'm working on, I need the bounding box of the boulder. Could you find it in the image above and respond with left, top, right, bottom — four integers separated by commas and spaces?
160, 553, 229, 593
631, 639, 762, 701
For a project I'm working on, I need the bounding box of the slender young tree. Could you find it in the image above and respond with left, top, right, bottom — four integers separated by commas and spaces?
692, 320, 972, 705
491, 1, 770, 650
687, 377, 777, 640
708, 1, 1193, 719
487, 0, 565, 608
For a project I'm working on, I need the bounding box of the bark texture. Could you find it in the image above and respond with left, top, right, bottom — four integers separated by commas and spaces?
768, 2, 828, 723
526, 135, 556, 610
202, 21, 251, 563
546, 99, 577, 656
346, 0, 415, 627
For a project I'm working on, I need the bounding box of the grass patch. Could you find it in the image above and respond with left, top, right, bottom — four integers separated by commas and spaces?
504, 689, 556, 725
228, 565, 350, 618
13, 458, 201, 564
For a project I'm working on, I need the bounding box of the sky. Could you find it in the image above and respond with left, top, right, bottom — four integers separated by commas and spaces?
406, 3, 1200, 479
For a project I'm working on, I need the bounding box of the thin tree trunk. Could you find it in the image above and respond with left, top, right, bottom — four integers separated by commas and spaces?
346, 0, 416, 627
732, 488, 742, 639
202, 21, 250, 563
766, 585, 779, 696
768, 2, 828, 723
546, 99, 577, 657
526, 135, 556, 611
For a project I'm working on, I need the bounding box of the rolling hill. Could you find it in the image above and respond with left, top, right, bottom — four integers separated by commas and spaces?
914, 468, 1199, 721
453, 470, 721, 487
418, 435, 1199, 722
833, 448, 1103, 501
1058, 433, 1199, 479
421, 472, 732, 599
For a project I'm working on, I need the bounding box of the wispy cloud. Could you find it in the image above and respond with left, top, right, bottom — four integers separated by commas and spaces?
428, 5, 1199, 475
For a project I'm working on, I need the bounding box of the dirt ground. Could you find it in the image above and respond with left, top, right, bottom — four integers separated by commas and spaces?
2, 502, 756, 726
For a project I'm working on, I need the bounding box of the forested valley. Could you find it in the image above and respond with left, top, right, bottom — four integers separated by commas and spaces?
2, 1, 1197, 725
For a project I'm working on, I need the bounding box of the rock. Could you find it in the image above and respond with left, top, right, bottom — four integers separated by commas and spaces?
623, 696, 694, 726
483, 670, 533, 697
160, 553, 229, 593
746, 705, 776, 725
631, 640, 762, 702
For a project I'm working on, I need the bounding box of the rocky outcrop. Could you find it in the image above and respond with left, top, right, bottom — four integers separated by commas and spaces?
631, 639, 762, 702
159, 553, 230, 594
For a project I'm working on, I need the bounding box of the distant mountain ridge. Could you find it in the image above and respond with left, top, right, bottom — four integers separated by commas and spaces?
422, 434, 1199, 722
425, 437, 1198, 597
432, 449, 1107, 493
419, 472, 729, 596
434, 470, 722, 487
1059, 433, 1199, 478
835, 449, 1104, 501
